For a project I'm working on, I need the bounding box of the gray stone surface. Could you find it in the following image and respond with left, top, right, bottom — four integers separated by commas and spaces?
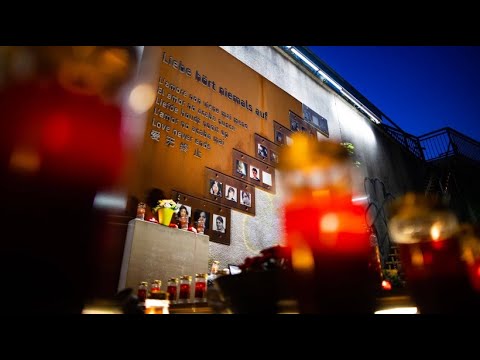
119, 219, 209, 298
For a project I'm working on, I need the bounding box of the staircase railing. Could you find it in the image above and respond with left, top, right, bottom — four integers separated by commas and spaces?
381, 123, 425, 160
418, 127, 480, 163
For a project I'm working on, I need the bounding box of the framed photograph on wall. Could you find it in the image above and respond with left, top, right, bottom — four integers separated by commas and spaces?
177, 204, 192, 221
250, 166, 260, 181
240, 190, 252, 207
193, 209, 210, 230
213, 214, 226, 233
276, 131, 284, 145
270, 150, 279, 164
257, 143, 268, 159
262, 171, 272, 187
236, 159, 247, 177
291, 118, 299, 132
303, 103, 329, 138
209, 179, 223, 197
225, 185, 237, 202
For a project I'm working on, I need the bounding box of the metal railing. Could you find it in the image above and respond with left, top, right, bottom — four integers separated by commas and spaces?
418, 127, 480, 163
381, 123, 425, 160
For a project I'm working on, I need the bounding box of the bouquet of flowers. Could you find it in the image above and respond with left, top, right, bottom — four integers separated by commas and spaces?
153, 199, 179, 226
152, 199, 179, 213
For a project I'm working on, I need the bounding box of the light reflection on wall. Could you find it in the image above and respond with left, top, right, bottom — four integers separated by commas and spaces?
335, 96, 377, 149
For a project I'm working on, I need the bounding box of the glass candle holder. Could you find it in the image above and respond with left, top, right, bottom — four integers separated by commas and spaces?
179, 215, 189, 230
388, 193, 479, 313
136, 202, 146, 220
137, 281, 148, 304
210, 260, 219, 275
194, 273, 208, 303
196, 218, 205, 234
457, 225, 480, 294
144, 299, 170, 314
178, 275, 192, 303
167, 278, 178, 303
278, 133, 375, 314
149, 280, 162, 299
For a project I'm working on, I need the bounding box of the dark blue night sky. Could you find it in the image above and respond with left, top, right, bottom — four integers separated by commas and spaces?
308, 46, 480, 142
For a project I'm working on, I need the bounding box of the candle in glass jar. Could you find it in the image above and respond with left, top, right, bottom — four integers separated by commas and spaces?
460, 228, 480, 292
167, 278, 178, 303
179, 216, 188, 230
194, 273, 208, 302
284, 191, 370, 255
178, 275, 192, 303
388, 193, 480, 313
136, 202, 146, 220
196, 218, 205, 234
284, 193, 374, 313
137, 281, 148, 303
149, 280, 162, 299
279, 133, 374, 313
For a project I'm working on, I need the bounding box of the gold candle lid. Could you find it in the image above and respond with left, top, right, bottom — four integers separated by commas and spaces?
278, 133, 348, 172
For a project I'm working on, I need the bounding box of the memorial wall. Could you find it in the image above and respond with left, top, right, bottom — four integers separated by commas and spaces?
128, 46, 425, 267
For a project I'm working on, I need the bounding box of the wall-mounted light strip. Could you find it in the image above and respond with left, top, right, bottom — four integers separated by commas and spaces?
289, 46, 343, 91
284, 46, 381, 124
341, 88, 381, 124
290, 47, 319, 71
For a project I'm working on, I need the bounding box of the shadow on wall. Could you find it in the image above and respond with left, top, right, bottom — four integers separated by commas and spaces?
364, 177, 396, 265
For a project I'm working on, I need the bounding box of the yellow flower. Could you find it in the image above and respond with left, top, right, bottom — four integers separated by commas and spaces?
153, 199, 178, 212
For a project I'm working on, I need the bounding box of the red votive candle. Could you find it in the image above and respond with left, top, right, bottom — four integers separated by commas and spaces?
284, 191, 374, 313
137, 281, 148, 303
194, 273, 208, 302
178, 275, 192, 303
167, 278, 178, 303
279, 134, 375, 314
179, 216, 188, 230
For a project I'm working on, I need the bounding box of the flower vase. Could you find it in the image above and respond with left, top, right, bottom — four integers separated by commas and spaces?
158, 207, 175, 226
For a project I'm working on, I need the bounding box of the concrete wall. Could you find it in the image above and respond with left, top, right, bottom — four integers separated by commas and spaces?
214, 46, 427, 265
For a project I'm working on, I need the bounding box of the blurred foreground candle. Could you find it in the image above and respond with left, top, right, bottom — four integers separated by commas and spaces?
459, 226, 480, 293
279, 134, 375, 313
145, 299, 169, 314
388, 193, 480, 313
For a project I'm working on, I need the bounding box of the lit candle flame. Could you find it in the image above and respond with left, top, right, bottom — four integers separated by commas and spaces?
430, 222, 442, 241
320, 213, 339, 233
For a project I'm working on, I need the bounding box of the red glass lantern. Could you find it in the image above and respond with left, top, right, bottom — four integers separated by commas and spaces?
388, 194, 480, 313
279, 134, 375, 313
